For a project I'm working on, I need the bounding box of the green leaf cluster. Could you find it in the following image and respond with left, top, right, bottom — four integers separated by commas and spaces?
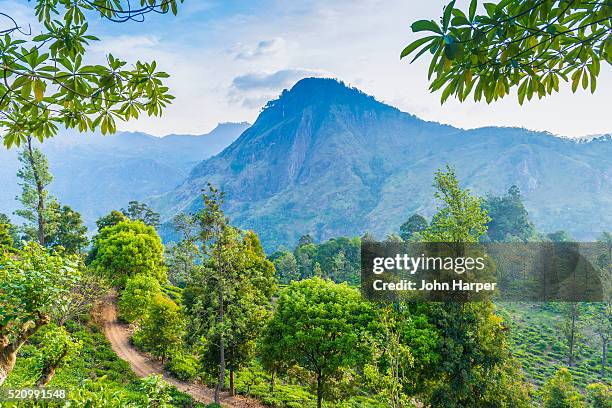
401, 0, 611, 103
1, 0, 183, 148
0, 242, 80, 344
118, 274, 163, 324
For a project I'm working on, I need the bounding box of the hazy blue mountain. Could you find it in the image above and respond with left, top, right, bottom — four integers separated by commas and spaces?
0, 122, 249, 230
154, 78, 611, 250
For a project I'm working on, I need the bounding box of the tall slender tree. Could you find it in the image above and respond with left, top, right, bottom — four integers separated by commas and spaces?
182, 185, 276, 401
419, 166, 530, 406
591, 302, 611, 379
15, 137, 57, 245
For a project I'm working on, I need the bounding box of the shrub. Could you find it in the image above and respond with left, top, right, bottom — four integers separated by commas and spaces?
134, 295, 185, 363
586, 383, 612, 408
119, 274, 162, 323
166, 352, 198, 382
541, 368, 585, 408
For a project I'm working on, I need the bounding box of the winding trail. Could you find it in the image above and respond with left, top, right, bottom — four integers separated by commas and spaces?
98, 292, 265, 408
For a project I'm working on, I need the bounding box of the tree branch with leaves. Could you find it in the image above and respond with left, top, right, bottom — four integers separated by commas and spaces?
401, 0, 611, 104
0, 0, 183, 148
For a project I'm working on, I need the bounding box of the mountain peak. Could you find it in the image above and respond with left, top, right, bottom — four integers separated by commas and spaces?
261, 77, 395, 116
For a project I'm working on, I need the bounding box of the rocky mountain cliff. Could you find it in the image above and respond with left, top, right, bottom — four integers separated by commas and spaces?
154, 78, 611, 249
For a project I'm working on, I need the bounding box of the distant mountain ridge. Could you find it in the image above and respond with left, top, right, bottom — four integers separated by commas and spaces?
0, 122, 249, 230
153, 78, 611, 250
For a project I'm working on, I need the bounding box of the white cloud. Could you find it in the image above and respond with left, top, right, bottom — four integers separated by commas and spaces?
228, 68, 331, 108
231, 68, 328, 91
234, 38, 286, 60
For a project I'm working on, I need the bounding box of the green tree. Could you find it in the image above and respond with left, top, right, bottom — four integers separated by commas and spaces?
401, 0, 611, 104
548, 230, 574, 242
561, 303, 583, 367
180, 184, 231, 403
586, 383, 612, 408
294, 241, 317, 279
362, 303, 442, 403
118, 274, 162, 324
0, 0, 179, 148
135, 294, 184, 364
183, 189, 276, 399
271, 250, 300, 284
399, 213, 428, 241
223, 231, 276, 396
591, 302, 611, 379
330, 251, 350, 282
47, 204, 88, 254
483, 185, 535, 242
0, 242, 79, 385
0, 214, 19, 248
541, 368, 585, 408
164, 242, 197, 288
385, 233, 404, 243
34, 324, 82, 386
122, 200, 161, 228
90, 220, 166, 287
597, 231, 612, 262
363, 306, 416, 408
261, 278, 376, 408
95, 210, 129, 233
55, 270, 110, 326
299, 234, 314, 246
421, 165, 490, 243
15, 139, 57, 245
419, 167, 530, 407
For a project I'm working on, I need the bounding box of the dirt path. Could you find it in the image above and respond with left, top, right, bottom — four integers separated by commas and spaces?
98, 293, 265, 408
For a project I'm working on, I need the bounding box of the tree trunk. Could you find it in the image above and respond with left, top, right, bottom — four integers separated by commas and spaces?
0, 345, 17, 386
35, 347, 69, 387
568, 307, 576, 367
0, 315, 48, 386
35, 366, 56, 387
602, 338, 608, 379
26, 136, 45, 246
229, 368, 235, 396
269, 371, 275, 394
214, 287, 225, 404
316, 372, 323, 408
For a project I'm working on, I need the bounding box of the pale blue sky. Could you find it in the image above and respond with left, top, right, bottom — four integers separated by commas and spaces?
1, 0, 610, 137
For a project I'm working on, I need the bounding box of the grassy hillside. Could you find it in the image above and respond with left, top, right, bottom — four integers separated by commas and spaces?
499, 302, 611, 390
